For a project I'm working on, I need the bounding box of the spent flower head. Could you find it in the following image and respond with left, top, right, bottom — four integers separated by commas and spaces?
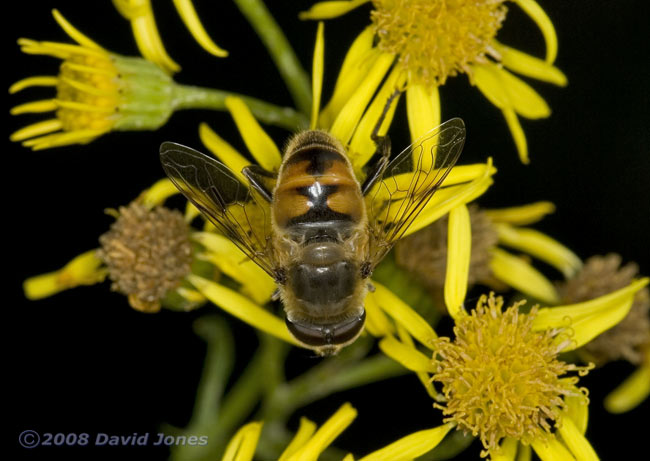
98, 202, 192, 313
396, 201, 582, 311
301, 0, 567, 163
558, 254, 650, 366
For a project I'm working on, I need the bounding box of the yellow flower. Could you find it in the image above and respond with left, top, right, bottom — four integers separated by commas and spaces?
376, 283, 648, 459
396, 202, 581, 316
301, 0, 567, 163
10, 10, 175, 150
221, 402, 455, 461
189, 23, 495, 348
112, 0, 227, 73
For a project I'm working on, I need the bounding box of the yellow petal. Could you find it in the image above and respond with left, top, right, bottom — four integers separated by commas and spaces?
23, 250, 107, 300
132, 14, 181, 73
172, 0, 228, 57
193, 232, 276, 304
489, 248, 560, 304
290, 403, 357, 461
406, 83, 441, 170
310, 22, 325, 130
557, 416, 599, 461
531, 436, 575, 461
23, 129, 107, 151
299, 0, 370, 20
364, 290, 396, 337
139, 178, 179, 207
10, 119, 63, 142
372, 283, 437, 348
483, 201, 556, 226
187, 274, 300, 346
513, 0, 558, 63
359, 424, 453, 461
517, 443, 532, 461
493, 40, 567, 86
199, 122, 249, 183
532, 278, 649, 350
378, 336, 435, 373
9, 76, 59, 94
221, 421, 263, 461
496, 67, 551, 119
52, 9, 103, 50
279, 418, 317, 461
491, 437, 519, 461
225, 97, 282, 171
342, 455, 355, 461
604, 362, 650, 414
442, 163, 498, 187
10, 100, 57, 115
329, 53, 394, 144
319, 27, 376, 127
348, 66, 406, 169
445, 204, 471, 320
503, 108, 529, 164
396, 325, 438, 399
404, 158, 495, 236
564, 394, 589, 435
495, 224, 582, 278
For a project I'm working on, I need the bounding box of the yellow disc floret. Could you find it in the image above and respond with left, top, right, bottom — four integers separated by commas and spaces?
431, 293, 590, 456
371, 0, 507, 85
56, 53, 120, 132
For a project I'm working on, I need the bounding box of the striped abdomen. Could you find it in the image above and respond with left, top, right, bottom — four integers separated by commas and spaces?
272, 131, 365, 240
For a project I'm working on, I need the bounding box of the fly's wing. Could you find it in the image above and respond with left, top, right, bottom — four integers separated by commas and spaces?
160, 142, 276, 277
365, 118, 466, 268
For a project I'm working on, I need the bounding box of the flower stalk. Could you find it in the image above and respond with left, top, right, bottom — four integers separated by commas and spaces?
232, 0, 312, 115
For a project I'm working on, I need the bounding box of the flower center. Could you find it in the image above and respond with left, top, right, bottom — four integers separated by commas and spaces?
98, 202, 192, 313
432, 294, 589, 456
56, 53, 120, 132
370, 0, 507, 85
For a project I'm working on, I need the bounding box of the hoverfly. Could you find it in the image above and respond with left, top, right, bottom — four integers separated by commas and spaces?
160, 115, 465, 355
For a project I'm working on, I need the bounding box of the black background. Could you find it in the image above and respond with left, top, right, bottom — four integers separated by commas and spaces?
7, 1, 649, 460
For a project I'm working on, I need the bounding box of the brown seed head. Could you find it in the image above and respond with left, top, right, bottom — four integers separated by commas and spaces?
558, 254, 650, 365
98, 202, 192, 313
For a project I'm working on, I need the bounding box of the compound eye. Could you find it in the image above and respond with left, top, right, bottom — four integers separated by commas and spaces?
285, 310, 366, 347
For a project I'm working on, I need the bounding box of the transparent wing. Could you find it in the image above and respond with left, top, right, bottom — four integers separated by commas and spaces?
160, 142, 276, 277
365, 118, 466, 267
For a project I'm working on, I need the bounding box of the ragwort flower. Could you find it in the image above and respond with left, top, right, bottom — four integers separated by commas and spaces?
396, 201, 581, 310
301, 0, 567, 163
10, 9, 305, 151
10, 10, 175, 150
376, 279, 648, 459
113, 0, 228, 73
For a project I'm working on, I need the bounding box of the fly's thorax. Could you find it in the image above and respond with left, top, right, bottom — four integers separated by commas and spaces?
271, 130, 367, 231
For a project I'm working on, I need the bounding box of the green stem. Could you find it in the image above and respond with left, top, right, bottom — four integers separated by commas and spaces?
261, 341, 408, 424
231, 0, 313, 115
172, 84, 308, 131
168, 316, 234, 461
